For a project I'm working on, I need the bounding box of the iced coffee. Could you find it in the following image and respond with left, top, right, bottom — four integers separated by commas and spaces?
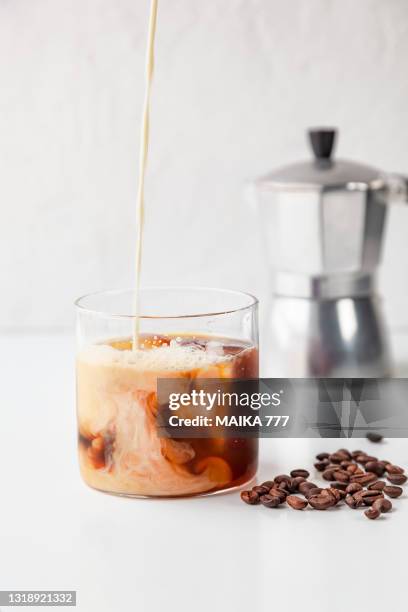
77, 333, 258, 497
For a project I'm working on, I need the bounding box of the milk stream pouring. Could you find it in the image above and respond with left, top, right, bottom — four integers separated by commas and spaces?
133, 0, 158, 349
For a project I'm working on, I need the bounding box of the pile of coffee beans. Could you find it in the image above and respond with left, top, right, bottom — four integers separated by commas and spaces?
240, 448, 406, 520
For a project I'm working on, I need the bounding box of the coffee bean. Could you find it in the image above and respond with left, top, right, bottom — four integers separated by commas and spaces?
350, 473, 378, 486
366, 432, 383, 443
365, 507, 380, 520
308, 494, 335, 510
337, 449, 352, 460
387, 474, 407, 485
298, 481, 319, 495
356, 454, 369, 464
340, 460, 353, 468
260, 481, 275, 489
365, 461, 385, 477
269, 487, 287, 502
351, 496, 364, 507
260, 494, 281, 508
286, 495, 308, 510
350, 492, 366, 505
351, 450, 363, 459
368, 481, 386, 491
331, 482, 348, 491
362, 494, 384, 507
353, 490, 383, 506
329, 452, 347, 464
274, 474, 291, 484
373, 498, 392, 514
295, 476, 308, 490
289, 476, 307, 492
305, 487, 324, 499
333, 470, 350, 483
278, 481, 289, 491
323, 487, 343, 503
290, 469, 310, 479
345, 494, 364, 509
346, 483, 363, 494
241, 490, 260, 505
252, 485, 270, 495
315, 460, 329, 472
359, 455, 378, 464
385, 464, 405, 475
356, 454, 377, 464
322, 468, 338, 481
355, 490, 381, 500
321, 488, 337, 502
287, 480, 297, 493
346, 464, 359, 474
286, 479, 297, 493
353, 490, 367, 497
316, 452, 330, 461
383, 485, 403, 498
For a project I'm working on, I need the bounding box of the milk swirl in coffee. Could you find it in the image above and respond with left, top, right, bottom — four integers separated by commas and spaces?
77, 335, 258, 496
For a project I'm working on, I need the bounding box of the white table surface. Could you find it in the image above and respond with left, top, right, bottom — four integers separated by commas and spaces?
1, 333, 407, 612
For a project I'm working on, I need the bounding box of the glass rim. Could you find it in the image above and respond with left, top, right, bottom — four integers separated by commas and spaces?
74, 286, 259, 320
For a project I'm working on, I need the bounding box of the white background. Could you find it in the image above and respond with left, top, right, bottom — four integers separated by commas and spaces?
1, 0, 408, 332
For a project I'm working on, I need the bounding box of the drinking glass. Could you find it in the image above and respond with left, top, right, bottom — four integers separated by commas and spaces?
75, 287, 259, 497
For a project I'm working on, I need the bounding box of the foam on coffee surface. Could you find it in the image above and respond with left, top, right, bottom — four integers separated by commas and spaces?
79, 339, 233, 372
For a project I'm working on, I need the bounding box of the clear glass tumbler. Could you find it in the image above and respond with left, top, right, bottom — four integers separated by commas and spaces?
75, 287, 259, 497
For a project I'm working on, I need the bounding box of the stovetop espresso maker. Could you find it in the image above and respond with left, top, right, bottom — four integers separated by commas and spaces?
253, 128, 408, 377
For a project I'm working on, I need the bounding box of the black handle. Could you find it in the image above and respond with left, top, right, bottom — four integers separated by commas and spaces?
308, 128, 337, 161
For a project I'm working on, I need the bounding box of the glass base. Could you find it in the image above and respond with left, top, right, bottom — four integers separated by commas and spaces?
82, 472, 257, 500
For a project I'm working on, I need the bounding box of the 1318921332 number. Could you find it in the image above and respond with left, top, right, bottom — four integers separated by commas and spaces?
0, 591, 76, 606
